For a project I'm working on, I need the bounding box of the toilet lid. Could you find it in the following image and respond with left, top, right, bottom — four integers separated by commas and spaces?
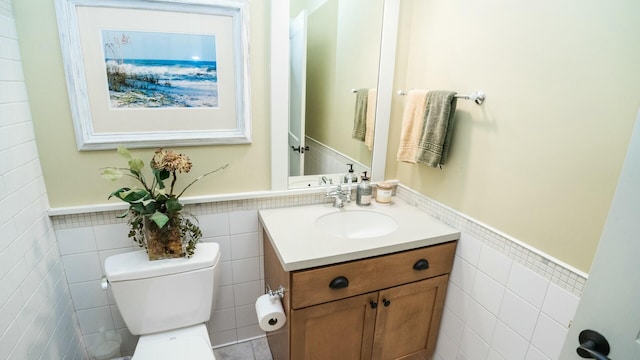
133, 336, 215, 360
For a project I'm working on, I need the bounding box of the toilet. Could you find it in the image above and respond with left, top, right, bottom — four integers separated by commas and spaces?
104, 242, 221, 360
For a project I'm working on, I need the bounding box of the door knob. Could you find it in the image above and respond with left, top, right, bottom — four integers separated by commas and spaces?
576, 329, 611, 360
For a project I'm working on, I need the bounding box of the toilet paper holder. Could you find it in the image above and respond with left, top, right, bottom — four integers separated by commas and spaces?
266, 284, 285, 298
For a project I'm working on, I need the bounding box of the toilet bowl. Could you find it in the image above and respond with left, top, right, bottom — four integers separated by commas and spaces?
104, 243, 221, 360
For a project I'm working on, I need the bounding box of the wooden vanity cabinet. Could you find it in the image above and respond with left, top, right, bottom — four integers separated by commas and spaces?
263, 232, 457, 360
371, 276, 449, 360
291, 292, 377, 359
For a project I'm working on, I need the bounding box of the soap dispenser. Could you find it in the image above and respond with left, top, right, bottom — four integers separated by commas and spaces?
344, 164, 358, 185
356, 171, 372, 206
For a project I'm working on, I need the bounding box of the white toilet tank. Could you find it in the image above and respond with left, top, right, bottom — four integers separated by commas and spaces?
105, 242, 220, 335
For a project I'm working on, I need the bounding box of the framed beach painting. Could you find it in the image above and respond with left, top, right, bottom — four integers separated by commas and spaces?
55, 0, 251, 150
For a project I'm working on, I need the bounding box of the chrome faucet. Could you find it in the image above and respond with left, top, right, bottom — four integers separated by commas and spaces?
326, 182, 351, 208
321, 176, 333, 185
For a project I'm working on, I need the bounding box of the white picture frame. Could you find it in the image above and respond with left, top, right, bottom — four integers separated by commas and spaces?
55, 0, 252, 150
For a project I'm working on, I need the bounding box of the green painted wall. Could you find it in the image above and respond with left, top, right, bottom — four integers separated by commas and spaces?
12, 0, 272, 208
14, 0, 640, 272
386, 0, 640, 272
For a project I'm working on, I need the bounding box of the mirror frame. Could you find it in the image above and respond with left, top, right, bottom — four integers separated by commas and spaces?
270, 0, 399, 190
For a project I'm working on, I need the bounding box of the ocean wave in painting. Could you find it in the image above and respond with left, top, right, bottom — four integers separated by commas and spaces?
105, 59, 218, 108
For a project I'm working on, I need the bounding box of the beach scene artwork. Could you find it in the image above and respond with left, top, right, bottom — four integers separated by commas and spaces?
102, 30, 218, 108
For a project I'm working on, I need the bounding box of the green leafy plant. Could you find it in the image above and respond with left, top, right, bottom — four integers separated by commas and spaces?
101, 146, 228, 257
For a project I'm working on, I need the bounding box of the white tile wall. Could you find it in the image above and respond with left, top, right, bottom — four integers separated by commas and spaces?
54, 208, 268, 355
499, 291, 539, 339
0, 4, 86, 359
434, 234, 580, 360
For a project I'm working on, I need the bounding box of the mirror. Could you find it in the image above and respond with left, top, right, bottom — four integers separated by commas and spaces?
288, 0, 384, 186
271, 0, 399, 190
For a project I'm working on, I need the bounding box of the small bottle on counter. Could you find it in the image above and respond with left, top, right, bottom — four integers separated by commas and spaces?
356, 172, 372, 206
375, 182, 393, 204
343, 163, 358, 185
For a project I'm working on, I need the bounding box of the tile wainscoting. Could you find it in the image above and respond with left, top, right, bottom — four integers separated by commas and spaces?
394, 186, 585, 360
1, 3, 87, 359
50, 192, 330, 357
50, 185, 585, 359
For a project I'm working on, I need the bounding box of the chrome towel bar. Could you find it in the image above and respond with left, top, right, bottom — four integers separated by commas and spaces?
397, 89, 486, 105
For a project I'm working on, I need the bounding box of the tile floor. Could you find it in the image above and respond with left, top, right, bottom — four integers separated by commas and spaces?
213, 337, 273, 360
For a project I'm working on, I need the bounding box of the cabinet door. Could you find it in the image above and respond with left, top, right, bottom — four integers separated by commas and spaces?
291, 292, 377, 360
372, 275, 449, 360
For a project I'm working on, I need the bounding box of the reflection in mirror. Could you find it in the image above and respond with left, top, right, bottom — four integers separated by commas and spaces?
288, 0, 385, 186
270, 0, 399, 190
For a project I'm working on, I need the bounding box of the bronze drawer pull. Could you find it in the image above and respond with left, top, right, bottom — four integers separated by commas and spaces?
413, 259, 430, 271
329, 276, 349, 289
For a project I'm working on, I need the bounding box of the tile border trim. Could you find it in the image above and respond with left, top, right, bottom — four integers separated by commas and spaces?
395, 184, 587, 296
50, 183, 587, 296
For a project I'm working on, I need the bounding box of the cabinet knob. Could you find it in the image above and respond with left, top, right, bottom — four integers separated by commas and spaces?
329, 276, 349, 289
370, 301, 378, 309
383, 299, 391, 307
413, 259, 430, 271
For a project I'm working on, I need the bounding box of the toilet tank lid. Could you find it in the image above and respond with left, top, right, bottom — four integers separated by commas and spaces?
105, 242, 220, 282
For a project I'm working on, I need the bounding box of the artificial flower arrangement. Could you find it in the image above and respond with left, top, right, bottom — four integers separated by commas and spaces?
101, 146, 227, 259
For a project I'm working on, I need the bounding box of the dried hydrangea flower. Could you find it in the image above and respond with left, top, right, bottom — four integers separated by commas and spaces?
151, 148, 192, 173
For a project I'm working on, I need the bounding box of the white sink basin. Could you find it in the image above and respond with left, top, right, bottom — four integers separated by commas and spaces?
315, 210, 399, 239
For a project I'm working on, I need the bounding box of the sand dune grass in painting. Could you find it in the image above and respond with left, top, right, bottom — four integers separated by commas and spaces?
102, 30, 218, 109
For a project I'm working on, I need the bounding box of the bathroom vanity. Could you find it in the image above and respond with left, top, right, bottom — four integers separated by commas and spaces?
259, 199, 459, 360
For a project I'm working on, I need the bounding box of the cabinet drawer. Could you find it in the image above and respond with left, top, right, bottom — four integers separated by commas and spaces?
290, 241, 457, 309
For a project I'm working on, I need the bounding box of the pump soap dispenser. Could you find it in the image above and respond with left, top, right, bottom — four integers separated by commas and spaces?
344, 164, 358, 185
356, 171, 372, 206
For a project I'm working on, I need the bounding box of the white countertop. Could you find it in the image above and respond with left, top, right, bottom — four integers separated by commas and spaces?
259, 198, 460, 271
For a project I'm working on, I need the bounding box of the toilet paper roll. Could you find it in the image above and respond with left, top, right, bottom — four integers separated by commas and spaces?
255, 294, 286, 332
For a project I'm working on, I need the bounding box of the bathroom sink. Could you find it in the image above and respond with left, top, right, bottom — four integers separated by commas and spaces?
315, 210, 399, 239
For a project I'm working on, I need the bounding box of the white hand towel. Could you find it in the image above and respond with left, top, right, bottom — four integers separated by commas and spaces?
397, 89, 428, 163
365, 88, 377, 151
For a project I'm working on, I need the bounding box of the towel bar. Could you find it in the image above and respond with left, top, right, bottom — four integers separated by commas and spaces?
397, 90, 486, 105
